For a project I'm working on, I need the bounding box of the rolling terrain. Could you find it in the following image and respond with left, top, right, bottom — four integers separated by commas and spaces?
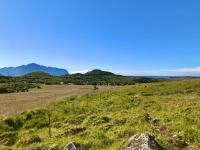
0, 70, 159, 95
0, 79, 200, 149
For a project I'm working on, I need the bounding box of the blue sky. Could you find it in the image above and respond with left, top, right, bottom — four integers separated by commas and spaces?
0, 0, 200, 75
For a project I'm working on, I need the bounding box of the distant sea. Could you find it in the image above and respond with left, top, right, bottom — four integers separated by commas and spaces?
131, 76, 200, 79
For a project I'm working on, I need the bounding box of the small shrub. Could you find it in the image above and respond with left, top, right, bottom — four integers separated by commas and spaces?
4, 117, 23, 130
4, 118, 15, 127
70, 97, 76, 101
24, 112, 33, 120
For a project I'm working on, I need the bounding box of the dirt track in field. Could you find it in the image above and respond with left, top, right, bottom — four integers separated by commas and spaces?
0, 85, 94, 118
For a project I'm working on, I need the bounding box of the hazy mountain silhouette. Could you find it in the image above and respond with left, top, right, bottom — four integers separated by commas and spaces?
0, 63, 69, 76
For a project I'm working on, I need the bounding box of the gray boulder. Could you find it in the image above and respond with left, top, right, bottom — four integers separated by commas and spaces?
63, 142, 77, 150
125, 133, 161, 150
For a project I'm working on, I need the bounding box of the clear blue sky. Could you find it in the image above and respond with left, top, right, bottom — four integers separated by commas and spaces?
0, 0, 200, 75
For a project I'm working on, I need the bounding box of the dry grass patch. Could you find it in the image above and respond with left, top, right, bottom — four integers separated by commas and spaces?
0, 85, 97, 118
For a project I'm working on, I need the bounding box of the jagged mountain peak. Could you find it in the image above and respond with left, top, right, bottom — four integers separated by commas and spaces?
0, 63, 69, 76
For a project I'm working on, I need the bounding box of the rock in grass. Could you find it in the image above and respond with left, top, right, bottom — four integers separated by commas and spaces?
63, 142, 77, 150
125, 133, 161, 150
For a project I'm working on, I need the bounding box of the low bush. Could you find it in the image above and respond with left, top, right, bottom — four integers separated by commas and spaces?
4, 117, 23, 130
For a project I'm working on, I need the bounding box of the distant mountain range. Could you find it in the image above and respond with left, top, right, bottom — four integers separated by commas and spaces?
0, 63, 69, 76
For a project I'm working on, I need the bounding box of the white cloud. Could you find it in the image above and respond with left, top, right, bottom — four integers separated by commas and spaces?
69, 70, 89, 74
169, 67, 200, 73
118, 67, 200, 76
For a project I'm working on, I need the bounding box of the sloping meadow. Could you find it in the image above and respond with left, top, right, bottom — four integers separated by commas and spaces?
1, 79, 200, 149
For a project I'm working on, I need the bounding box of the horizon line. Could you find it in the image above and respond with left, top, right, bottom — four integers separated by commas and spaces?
1, 63, 200, 76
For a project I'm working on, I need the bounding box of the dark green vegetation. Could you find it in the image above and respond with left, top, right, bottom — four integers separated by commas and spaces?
0, 70, 159, 94
0, 82, 40, 94
64, 70, 158, 85
0, 83, 39, 94
0, 73, 41, 93
0, 79, 200, 149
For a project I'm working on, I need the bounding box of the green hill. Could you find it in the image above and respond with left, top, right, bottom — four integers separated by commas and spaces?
0, 70, 159, 94
85, 69, 115, 76
24, 72, 51, 78
0, 69, 159, 86
65, 70, 159, 85
22, 72, 57, 84
0, 79, 200, 149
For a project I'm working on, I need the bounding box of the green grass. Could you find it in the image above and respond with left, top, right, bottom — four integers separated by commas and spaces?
1, 79, 200, 149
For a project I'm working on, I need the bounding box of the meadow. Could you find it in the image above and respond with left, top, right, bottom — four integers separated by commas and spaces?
0, 79, 200, 150
0, 85, 95, 118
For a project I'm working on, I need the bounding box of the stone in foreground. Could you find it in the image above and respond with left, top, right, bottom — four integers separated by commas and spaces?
125, 133, 161, 150
63, 142, 77, 150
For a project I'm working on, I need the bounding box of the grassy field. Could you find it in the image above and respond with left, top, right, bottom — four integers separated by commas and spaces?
0, 85, 96, 118
1, 79, 200, 149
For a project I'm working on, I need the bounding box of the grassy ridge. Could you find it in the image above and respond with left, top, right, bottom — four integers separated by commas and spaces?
1, 79, 200, 149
